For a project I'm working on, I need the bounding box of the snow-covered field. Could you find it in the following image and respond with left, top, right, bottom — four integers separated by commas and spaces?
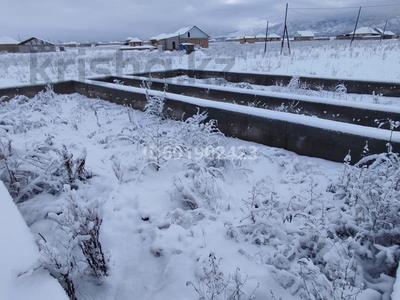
1, 88, 400, 300
1, 40, 400, 88
1, 40, 400, 300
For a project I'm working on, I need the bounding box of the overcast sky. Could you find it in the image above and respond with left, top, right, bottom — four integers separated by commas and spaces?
0, 0, 396, 42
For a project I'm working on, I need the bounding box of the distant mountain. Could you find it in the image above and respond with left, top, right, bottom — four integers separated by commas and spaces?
225, 15, 400, 38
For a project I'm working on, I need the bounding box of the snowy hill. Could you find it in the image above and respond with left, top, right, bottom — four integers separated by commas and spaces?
225, 16, 400, 38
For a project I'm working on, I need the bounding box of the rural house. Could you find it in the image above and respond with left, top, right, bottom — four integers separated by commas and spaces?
150, 26, 209, 51
254, 33, 281, 42
0, 36, 18, 53
128, 37, 143, 47
266, 33, 282, 41
239, 36, 257, 44
337, 27, 381, 40
240, 33, 281, 44
294, 31, 315, 41
375, 28, 396, 39
18, 37, 58, 53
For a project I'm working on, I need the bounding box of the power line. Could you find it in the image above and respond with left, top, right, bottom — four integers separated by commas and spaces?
289, 3, 400, 10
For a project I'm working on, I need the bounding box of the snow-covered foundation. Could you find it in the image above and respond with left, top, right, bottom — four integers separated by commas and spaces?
76, 79, 400, 163
1, 90, 400, 299
132, 68, 400, 97
0, 181, 67, 300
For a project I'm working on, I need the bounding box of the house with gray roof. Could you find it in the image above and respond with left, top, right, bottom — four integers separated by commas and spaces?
150, 26, 209, 50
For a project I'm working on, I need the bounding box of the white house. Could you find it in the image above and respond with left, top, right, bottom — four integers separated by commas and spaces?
294, 31, 315, 41
255, 33, 281, 42
150, 26, 209, 51
349, 27, 381, 39
375, 28, 396, 39
128, 37, 143, 47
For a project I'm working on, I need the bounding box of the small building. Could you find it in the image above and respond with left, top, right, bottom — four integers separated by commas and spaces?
128, 37, 143, 47
150, 26, 209, 51
240, 36, 256, 44
62, 41, 79, 48
375, 28, 396, 40
0, 36, 19, 53
338, 27, 381, 40
179, 42, 195, 54
314, 36, 330, 41
294, 31, 315, 41
352, 27, 381, 39
267, 33, 282, 41
125, 37, 134, 45
254, 33, 281, 42
18, 37, 58, 53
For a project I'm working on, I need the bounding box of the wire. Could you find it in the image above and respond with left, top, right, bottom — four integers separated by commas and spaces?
289, 3, 400, 10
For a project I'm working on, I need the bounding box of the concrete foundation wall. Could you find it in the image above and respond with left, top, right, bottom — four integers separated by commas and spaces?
0, 81, 75, 100
73, 81, 398, 163
0, 80, 398, 163
134, 69, 400, 98
94, 75, 400, 130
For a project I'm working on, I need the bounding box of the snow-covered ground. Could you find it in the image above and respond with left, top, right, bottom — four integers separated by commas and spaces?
1, 89, 400, 299
0, 181, 67, 300
393, 266, 400, 299
0, 39, 400, 88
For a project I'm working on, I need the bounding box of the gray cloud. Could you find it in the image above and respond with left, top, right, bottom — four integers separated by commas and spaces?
0, 0, 396, 42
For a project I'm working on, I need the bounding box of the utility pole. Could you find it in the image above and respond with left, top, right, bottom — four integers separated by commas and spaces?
264, 21, 269, 54
380, 19, 388, 43
280, 3, 291, 55
350, 6, 362, 47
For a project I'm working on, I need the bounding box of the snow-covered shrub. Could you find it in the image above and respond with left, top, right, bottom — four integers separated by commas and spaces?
179, 111, 222, 150
187, 253, 229, 300
274, 258, 336, 300
48, 187, 108, 279
38, 235, 78, 300
137, 89, 184, 171
172, 160, 223, 211
274, 101, 303, 114
268, 149, 400, 299
186, 253, 256, 300
335, 84, 348, 94
0, 87, 59, 134
111, 155, 126, 184
271, 245, 363, 300
1, 91, 92, 201
0, 140, 91, 202
329, 151, 400, 297
229, 176, 370, 299
287, 76, 303, 91
61, 146, 90, 187
0, 136, 20, 196
144, 83, 165, 118
335, 151, 400, 236
238, 178, 286, 246
142, 124, 184, 171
